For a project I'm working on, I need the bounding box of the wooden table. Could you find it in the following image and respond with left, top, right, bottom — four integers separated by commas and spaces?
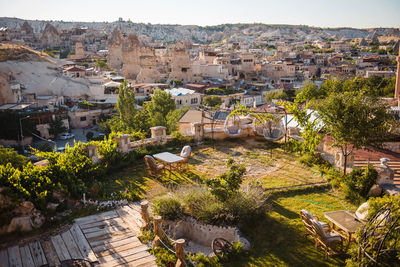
324, 210, 363, 252
153, 152, 185, 177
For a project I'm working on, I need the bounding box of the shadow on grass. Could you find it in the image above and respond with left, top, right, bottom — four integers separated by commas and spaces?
228, 215, 348, 267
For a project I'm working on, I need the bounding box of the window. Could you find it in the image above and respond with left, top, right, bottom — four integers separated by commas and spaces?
191, 98, 198, 104
80, 116, 87, 121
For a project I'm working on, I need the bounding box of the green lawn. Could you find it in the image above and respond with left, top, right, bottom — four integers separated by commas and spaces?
229, 187, 358, 267
100, 140, 357, 266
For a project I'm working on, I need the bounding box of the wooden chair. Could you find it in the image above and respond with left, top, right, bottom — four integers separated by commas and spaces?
312, 219, 344, 258
144, 155, 165, 177
300, 210, 330, 238
179, 145, 191, 169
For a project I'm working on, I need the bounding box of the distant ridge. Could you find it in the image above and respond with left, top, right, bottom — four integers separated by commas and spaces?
1, 17, 399, 44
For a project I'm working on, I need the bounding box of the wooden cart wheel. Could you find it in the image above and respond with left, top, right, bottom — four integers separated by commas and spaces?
212, 238, 233, 260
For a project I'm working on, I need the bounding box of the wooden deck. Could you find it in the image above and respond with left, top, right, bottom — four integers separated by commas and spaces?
0, 204, 157, 267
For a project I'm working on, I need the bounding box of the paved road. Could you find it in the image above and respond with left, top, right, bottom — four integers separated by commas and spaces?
33, 126, 105, 151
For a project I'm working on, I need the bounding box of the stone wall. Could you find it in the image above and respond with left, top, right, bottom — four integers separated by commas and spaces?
163, 217, 250, 249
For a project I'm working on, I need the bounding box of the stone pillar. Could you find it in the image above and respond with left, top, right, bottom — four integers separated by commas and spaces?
150, 126, 167, 139
36, 124, 50, 139
174, 239, 186, 267
192, 122, 204, 142
140, 200, 150, 230
153, 216, 162, 248
87, 145, 99, 164
395, 45, 400, 101
377, 158, 394, 185
115, 134, 130, 153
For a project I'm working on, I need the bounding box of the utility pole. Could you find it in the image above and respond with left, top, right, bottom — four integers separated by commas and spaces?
395, 46, 400, 106
19, 115, 30, 154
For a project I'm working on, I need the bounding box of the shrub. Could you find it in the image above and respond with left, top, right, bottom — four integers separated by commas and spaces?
343, 164, 378, 204
36, 142, 53, 152
206, 158, 246, 201
86, 131, 94, 141
0, 145, 28, 169
150, 247, 177, 267
152, 195, 184, 220
346, 195, 400, 266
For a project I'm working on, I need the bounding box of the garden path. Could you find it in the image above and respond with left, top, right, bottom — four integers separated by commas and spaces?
0, 204, 156, 267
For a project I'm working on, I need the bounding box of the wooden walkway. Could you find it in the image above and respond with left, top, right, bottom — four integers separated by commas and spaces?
0, 204, 157, 267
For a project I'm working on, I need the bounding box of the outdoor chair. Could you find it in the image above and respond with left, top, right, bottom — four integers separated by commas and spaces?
311, 219, 344, 258
144, 155, 165, 177
300, 210, 330, 238
178, 145, 192, 169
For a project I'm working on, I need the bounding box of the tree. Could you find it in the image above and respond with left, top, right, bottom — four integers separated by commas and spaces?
295, 81, 325, 104
282, 101, 323, 155
318, 91, 390, 174
0, 145, 28, 169
264, 91, 288, 102
203, 95, 223, 107
49, 116, 67, 137
144, 90, 176, 130
95, 59, 108, 69
116, 81, 137, 127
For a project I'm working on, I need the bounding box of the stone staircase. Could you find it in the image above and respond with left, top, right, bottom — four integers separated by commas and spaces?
0, 203, 157, 267
353, 160, 400, 187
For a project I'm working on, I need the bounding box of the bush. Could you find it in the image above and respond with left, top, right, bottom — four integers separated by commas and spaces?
36, 142, 53, 152
86, 131, 94, 141
343, 164, 378, 204
346, 195, 400, 266
152, 195, 184, 220
0, 145, 28, 169
206, 158, 246, 201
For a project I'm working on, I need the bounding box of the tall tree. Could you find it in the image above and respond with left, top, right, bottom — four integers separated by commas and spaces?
116, 81, 137, 127
144, 90, 176, 129
318, 91, 389, 174
49, 116, 67, 137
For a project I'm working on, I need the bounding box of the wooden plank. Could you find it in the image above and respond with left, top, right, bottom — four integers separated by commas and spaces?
75, 211, 119, 225
97, 245, 149, 264
79, 217, 127, 231
28, 241, 47, 267
99, 250, 152, 267
7, 246, 22, 267
51, 235, 71, 262
69, 224, 98, 263
82, 221, 129, 235
131, 255, 158, 267
116, 208, 141, 235
89, 233, 136, 248
0, 249, 9, 267
95, 240, 143, 257
18, 246, 34, 267
84, 227, 129, 242
61, 230, 83, 259
40, 240, 60, 267
92, 236, 140, 253
121, 206, 143, 228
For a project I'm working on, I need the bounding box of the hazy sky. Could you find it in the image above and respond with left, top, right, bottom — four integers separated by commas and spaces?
0, 0, 399, 28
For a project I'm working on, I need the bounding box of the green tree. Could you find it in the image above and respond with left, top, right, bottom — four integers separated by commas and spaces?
49, 116, 67, 137
0, 145, 28, 169
264, 91, 288, 102
95, 59, 108, 69
116, 81, 137, 127
203, 95, 223, 107
318, 91, 390, 174
295, 81, 325, 104
144, 90, 176, 130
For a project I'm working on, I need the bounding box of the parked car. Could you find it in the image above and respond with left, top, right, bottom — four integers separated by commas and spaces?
59, 133, 75, 140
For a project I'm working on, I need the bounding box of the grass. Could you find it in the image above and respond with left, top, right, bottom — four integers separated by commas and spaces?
227, 187, 358, 267
189, 139, 326, 190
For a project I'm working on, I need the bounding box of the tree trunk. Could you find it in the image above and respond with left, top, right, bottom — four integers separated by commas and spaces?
343, 153, 347, 175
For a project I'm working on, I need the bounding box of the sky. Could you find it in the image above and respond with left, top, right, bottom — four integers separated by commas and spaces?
0, 0, 399, 28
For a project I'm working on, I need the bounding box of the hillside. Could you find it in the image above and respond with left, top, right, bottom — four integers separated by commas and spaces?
1, 17, 399, 43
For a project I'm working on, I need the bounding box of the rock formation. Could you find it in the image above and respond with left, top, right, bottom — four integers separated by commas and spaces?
40, 23, 60, 48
